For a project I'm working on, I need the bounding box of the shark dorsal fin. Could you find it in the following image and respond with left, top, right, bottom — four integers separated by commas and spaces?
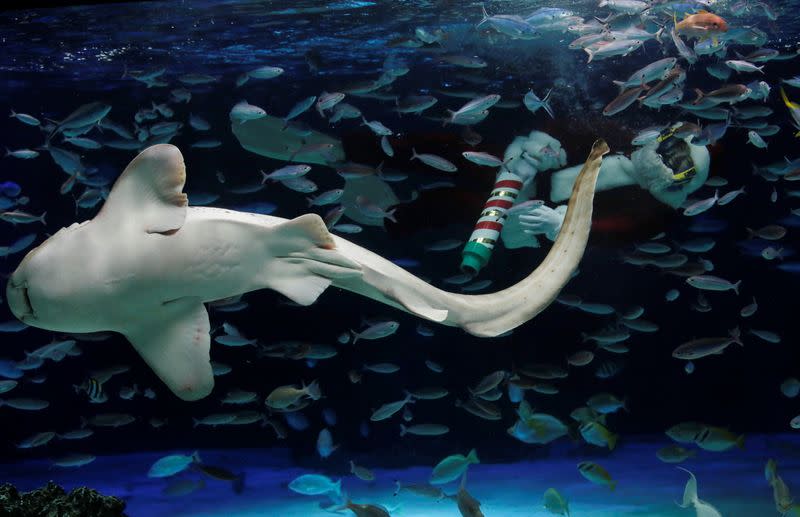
98, 144, 188, 234
271, 213, 336, 253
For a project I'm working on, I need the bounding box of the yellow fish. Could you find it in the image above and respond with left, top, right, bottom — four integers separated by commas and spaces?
780, 88, 800, 137
579, 421, 619, 450
578, 462, 617, 490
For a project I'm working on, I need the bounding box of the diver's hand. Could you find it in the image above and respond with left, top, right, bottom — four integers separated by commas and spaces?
499, 201, 542, 249
519, 205, 566, 241
503, 130, 567, 183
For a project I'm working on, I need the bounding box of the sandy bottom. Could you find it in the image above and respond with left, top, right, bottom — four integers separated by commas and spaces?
2, 434, 796, 516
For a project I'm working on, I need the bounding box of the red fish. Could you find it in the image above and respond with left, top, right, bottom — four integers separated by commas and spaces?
674, 11, 728, 40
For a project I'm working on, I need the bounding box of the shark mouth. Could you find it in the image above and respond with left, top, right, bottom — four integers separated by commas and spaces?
6, 281, 34, 321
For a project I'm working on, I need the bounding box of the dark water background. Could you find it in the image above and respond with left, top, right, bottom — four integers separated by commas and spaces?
0, 0, 799, 471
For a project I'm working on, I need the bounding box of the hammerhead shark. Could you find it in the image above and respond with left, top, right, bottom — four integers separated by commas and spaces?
6, 141, 608, 400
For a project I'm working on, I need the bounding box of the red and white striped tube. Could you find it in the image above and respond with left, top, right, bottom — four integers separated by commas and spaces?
460, 169, 524, 274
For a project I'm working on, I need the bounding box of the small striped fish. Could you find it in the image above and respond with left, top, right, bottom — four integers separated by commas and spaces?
74, 378, 105, 403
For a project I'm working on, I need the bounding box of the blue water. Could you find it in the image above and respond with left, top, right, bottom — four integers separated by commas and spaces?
3, 435, 798, 516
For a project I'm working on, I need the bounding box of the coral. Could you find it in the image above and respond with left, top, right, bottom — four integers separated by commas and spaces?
0, 482, 128, 517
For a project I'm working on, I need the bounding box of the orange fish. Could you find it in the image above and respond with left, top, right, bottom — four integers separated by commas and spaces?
674, 10, 728, 40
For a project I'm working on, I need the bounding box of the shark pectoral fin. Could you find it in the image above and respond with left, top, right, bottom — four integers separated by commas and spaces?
267, 265, 333, 306
267, 217, 446, 319
261, 213, 362, 306
97, 144, 188, 234
125, 297, 213, 401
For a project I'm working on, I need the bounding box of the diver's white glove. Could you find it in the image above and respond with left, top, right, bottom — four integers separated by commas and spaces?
501, 202, 542, 249
503, 130, 567, 185
519, 204, 567, 242
497, 131, 567, 249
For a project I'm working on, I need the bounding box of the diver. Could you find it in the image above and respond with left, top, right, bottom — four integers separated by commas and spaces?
460, 125, 711, 274
229, 112, 711, 272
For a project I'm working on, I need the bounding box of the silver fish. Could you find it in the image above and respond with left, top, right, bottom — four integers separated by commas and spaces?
683, 191, 718, 216
411, 148, 457, 172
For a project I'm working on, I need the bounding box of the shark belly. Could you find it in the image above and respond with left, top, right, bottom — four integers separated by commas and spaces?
133, 207, 362, 309
149, 207, 280, 304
